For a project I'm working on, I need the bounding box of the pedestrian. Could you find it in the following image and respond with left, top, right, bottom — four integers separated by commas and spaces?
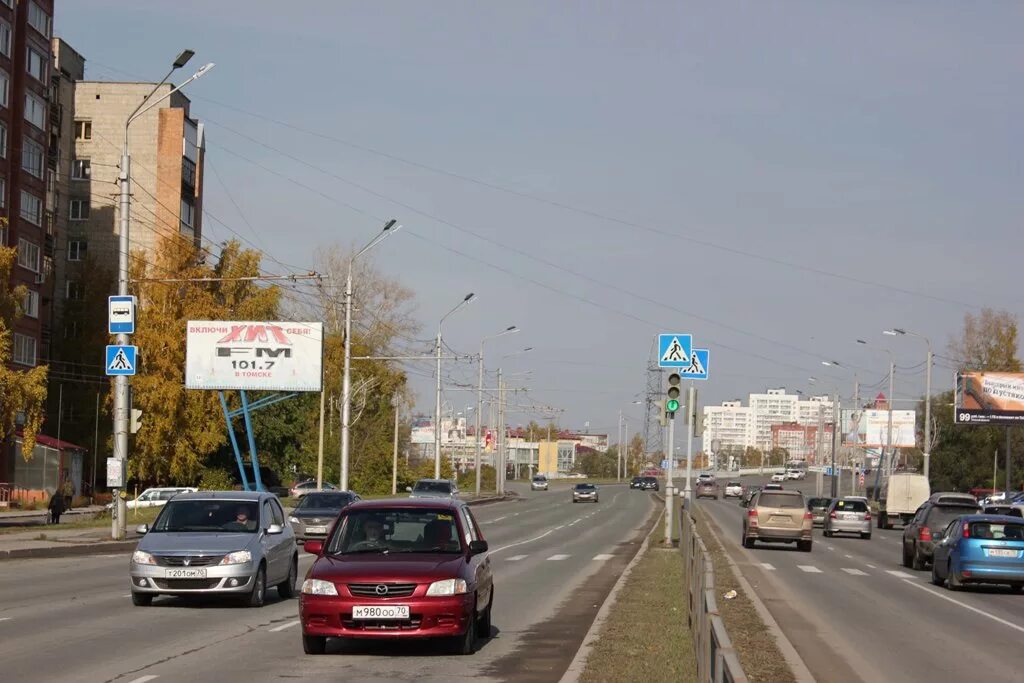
48, 490, 65, 525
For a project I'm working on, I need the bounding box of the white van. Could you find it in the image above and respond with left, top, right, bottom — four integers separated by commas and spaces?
878, 473, 929, 529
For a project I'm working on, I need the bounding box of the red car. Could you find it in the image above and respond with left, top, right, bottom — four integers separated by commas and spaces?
299, 498, 494, 655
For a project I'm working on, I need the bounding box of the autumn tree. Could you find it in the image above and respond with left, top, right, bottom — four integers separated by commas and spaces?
947, 308, 1021, 372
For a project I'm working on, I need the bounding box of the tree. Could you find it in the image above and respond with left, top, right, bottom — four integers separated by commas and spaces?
947, 308, 1021, 372
0, 228, 48, 457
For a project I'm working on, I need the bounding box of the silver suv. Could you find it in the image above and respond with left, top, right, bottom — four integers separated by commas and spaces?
129, 491, 297, 607
407, 478, 460, 499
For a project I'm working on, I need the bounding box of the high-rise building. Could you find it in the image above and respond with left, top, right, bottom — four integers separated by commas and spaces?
703, 389, 838, 456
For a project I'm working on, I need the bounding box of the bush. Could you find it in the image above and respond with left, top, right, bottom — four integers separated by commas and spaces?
199, 468, 236, 491
93, 493, 113, 506
458, 466, 496, 493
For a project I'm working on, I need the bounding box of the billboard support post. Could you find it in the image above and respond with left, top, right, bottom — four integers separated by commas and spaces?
1007, 427, 1013, 501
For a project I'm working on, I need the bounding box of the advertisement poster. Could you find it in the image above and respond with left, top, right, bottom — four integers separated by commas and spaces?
955, 372, 1024, 425
842, 409, 916, 447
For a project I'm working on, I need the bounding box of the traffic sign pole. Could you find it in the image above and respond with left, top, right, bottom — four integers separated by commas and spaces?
685, 384, 696, 501
664, 412, 675, 547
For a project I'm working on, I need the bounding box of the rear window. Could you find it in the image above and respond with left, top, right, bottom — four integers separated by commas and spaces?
413, 481, 453, 493
968, 522, 1024, 540
296, 493, 354, 510
758, 493, 804, 509
835, 499, 868, 512
925, 505, 979, 530
807, 498, 832, 509
728, 482, 741, 487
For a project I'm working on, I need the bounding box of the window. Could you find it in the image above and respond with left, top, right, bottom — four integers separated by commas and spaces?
69, 198, 89, 220
66, 281, 83, 300
0, 178, 5, 211
270, 499, 285, 526
22, 289, 39, 319
182, 157, 196, 188
17, 238, 40, 272
0, 20, 10, 57
26, 45, 47, 82
0, 121, 5, 158
24, 92, 45, 129
12, 333, 36, 367
27, 2, 51, 38
22, 137, 43, 178
63, 320, 79, 339
72, 159, 91, 180
74, 120, 91, 141
20, 191, 42, 225
67, 240, 87, 261
0, 69, 8, 108
180, 198, 195, 234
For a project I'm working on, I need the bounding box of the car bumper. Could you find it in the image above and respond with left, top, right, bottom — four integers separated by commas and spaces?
300, 594, 474, 639
811, 514, 827, 526
129, 561, 256, 595
957, 561, 1024, 583
747, 527, 812, 542
829, 519, 871, 534
573, 494, 597, 501
531, 485, 549, 491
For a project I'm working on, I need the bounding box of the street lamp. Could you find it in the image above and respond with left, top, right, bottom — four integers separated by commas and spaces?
435, 293, 476, 478
476, 326, 519, 495
340, 219, 401, 491
618, 400, 642, 480
493, 347, 532, 493
111, 50, 210, 541
884, 328, 933, 481
857, 339, 896, 497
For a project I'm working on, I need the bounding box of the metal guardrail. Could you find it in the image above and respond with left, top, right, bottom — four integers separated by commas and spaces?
680, 505, 749, 683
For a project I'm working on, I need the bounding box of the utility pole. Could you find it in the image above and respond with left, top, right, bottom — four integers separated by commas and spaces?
617, 410, 623, 482
623, 422, 629, 479
924, 348, 932, 481
392, 393, 400, 495
434, 328, 443, 478
316, 388, 325, 489
831, 392, 840, 497
1006, 429, 1013, 500
664, 410, 675, 546
497, 369, 504, 494
476, 350, 485, 495
684, 384, 696, 501
92, 392, 100, 502
886, 359, 895, 479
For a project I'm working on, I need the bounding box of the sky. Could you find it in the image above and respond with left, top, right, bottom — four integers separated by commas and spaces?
57, 1, 1024, 445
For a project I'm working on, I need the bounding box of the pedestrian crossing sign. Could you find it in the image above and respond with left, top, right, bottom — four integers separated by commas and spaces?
106, 345, 137, 376
658, 334, 692, 368
680, 348, 710, 380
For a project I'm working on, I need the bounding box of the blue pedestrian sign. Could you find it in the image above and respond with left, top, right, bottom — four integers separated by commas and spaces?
680, 348, 710, 380
106, 345, 137, 376
658, 334, 692, 368
108, 295, 136, 334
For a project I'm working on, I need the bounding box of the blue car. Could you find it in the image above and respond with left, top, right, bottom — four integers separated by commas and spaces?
930, 514, 1024, 592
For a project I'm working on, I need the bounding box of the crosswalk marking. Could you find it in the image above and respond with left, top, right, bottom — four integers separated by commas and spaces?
887, 570, 914, 579
842, 568, 869, 576
506, 554, 528, 561
269, 620, 300, 632
760, 563, 776, 571
798, 565, 822, 573
866, 564, 877, 569
547, 554, 570, 561
592, 554, 614, 561
127, 676, 159, 683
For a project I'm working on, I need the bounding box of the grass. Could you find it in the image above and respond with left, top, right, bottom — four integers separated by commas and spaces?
580, 515, 697, 683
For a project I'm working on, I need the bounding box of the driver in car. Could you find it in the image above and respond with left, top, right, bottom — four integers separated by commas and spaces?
349, 516, 387, 550
224, 505, 256, 531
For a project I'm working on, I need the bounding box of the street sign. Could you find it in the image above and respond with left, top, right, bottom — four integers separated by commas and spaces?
105, 345, 137, 376
660, 459, 669, 470
106, 458, 124, 487
680, 348, 710, 380
658, 334, 692, 368
108, 295, 136, 334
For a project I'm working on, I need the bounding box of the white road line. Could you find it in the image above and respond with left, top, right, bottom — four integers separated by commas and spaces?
506, 554, 528, 561
269, 620, 300, 632
845, 554, 854, 559
554, 525, 566, 530
547, 554, 570, 561
568, 519, 582, 527
903, 579, 1024, 635
760, 563, 776, 571
0, 617, 11, 622
797, 565, 822, 573
127, 676, 159, 683
842, 568, 869, 576
866, 564, 877, 569
887, 570, 914, 579
490, 528, 556, 555
592, 554, 614, 561
121, 594, 132, 598
827, 546, 835, 551
491, 515, 509, 523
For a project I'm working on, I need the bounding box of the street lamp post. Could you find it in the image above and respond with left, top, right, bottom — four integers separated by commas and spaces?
495, 348, 532, 493
885, 328, 933, 481
340, 219, 400, 491
435, 293, 476, 478
477, 326, 518, 495
857, 340, 896, 497
112, 51, 211, 541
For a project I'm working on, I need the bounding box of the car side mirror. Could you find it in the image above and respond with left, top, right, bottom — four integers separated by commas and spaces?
266, 524, 284, 535
469, 540, 488, 555
135, 524, 149, 535
406, 486, 413, 493
304, 540, 324, 555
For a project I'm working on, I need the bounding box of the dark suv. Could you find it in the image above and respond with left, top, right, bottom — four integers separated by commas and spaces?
902, 496, 981, 570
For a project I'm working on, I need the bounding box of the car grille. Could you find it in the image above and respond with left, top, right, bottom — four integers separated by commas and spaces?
348, 583, 417, 598
152, 578, 222, 590
342, 615, 422, 631
155, 555, 223, 567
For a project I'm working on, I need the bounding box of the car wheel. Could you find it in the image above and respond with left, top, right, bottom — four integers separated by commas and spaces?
743, 535, 755, 549
901, 542, 913, 568
247, 565, 267, 608
1009, 584, 1023, 594
861, 533, 871, 540
302, 634, 327, 655
930, 563, 945, 586
824, 528, 832, 538
278, 556, 298, 599
453, 608, 477, 655
595, 497, 599, 503
476, 590, 493, 637
131, 591, 153, 607
798, 540, 812, 552
947, 563, 963, 591
911, 545, 925, 571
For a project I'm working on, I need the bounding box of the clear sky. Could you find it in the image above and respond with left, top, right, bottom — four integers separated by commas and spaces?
57, 1, 1023, 443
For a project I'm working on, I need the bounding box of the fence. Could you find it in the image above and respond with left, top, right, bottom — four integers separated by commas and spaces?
679, 504, 748, 683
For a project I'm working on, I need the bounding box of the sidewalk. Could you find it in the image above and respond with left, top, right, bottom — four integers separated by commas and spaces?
0, 505, 107, 528
0, 524, 141, 560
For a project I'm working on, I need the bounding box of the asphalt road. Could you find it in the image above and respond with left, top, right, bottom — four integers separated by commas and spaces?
697, 475, 1024, 683
0, 482, 656, 683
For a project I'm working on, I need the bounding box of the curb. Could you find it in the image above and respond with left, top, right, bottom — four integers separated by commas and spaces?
559, 502, 662, 683
466, 494, 518, 507
700, 509, 816, 683
0, 539, 139, 561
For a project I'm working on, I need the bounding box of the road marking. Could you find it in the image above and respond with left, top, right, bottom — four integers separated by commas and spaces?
760, 563, 776, 571
903, 579, 1024, 635
0, 617, 11, 622
547, 554, 570, 561
827, 546, 835, 551
593, 554, 614, 561
127, 677, 159, 683
269, 620, 300, 632
506, 554, 528, 561
866, 564, 877, 569
121, 594, 132, 598
844, 554, 854, 559
568, 519, 583, 527
554, 525, 566, 530
842, 568, 869, 576
797, 565, 822, 573
887, 570, 914, 579
491, 515, 509, 523
490, 528, 556, 555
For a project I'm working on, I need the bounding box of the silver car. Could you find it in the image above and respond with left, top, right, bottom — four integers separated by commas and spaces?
407, 478, 460, 499
823, 497, 872, 540
572, 483, 599, 503
129, 491, 298, 607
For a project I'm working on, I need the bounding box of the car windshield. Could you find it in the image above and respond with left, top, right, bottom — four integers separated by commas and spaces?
575, 484, 596, 491
968, 521, 1024, 539
296, 493, 354, 510
807, 498, 832, 509
326, 508, 464, 555
926, 506, 980, 530
642, 477, 656, 483
413, 481, 453, 493
151, 500, 259, 533
533, 476, 546, 482
758, 493, 804, 509
834, 499, 868, 513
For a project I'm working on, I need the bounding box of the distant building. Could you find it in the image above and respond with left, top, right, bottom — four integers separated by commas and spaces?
771, 422, 835, 463
703, 388, 836, 455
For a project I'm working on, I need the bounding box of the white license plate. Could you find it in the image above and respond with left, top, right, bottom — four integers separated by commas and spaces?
305, 526, 327, 534
844, 513, 857, 520
164, 568, 207, 579
769, 516, 792, 524
988, 549, 1018, 558
352, 605, 410, 620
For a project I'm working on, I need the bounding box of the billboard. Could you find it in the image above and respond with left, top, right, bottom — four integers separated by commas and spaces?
410, 416, 467, 445
842, 409, 916, 448
185, 321, 323, 392
955, 372, 1024, 425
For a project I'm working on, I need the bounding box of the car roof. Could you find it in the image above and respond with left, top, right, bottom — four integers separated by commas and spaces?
957, 514, 1024, 523
344, 497, 464, 511
414, 478, 454, 485
172, 491, 269, 501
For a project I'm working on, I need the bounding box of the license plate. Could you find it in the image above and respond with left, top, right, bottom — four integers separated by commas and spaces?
844, 513, 857, 520
164, 568, 207, 579
306, 526, 327, 534
770, 516, 791, 524
352, 605, 410, 620
988, 549, 1018, 558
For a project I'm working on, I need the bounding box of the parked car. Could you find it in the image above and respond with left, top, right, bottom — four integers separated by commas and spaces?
724, 481, 743, 498
630, 477, 643, 490
299, 498, 494, 655
107, 487, 197, 511
902, 496, 981, 570
129, 491, 298, 607
530, 475, 549, 491
741, 485, 762, 507
572, 483, 599, 503
786, 469, 806, 481
877, 473, 930, 529
824, 498, 871, 539
289, 480, 339, 500
408, 479, 460, 499
806, 497, 834, 527
288, 491, 360, 542
639, 476, 659, 491
770, 471, 787, 483
695, 480, 720, 500
930, 515, 1024, 592
742, 489, 812, 551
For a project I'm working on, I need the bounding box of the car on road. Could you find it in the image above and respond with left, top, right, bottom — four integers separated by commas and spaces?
982, 504, 1023, 518
806, 497, 834, 527
877, 473, 930, 529
129, 491, 298, 608
289, 491, 361, 542
742, 489, 812, 551
289, 480, 339, 500
902, 495, 981, 570
530, 475, 549, 491
786, 469, 806, 481
764, 483, 784, 491
696, 480, 720, 500
572, 483, 599, 503
107, 486, 197, 511
299, 498, 494, 655
638, 476, 659, 491
930, 515, 1024, 592
741, 485, 762, 507
770, 471, 787, 483
724, 481, 743, 498
630, 476, 643, 489
697, 473, 715, 484
408, 479, 460, 499
823, 497, 871, 539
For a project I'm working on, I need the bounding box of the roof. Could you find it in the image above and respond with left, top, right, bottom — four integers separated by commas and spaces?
413, 479, 455, 485
345, 498, 462, 511
958, 514, 1024, 523
173, 491, 269, 501
15, 431, 86, 452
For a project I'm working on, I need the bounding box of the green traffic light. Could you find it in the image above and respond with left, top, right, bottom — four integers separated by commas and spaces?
666, 398, 680, 412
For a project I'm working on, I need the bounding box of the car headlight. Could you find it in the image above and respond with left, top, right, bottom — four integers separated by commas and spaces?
425, 578, 468, 596
301, 579, 338, 596
132, 550, 156, 565
289, 516, 300, 524
219, 550, 252, 566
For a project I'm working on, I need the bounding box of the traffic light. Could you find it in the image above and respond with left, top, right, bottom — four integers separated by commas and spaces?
666, 372, 682, 415
655, 399, 668, 427
130, 409, 143, 434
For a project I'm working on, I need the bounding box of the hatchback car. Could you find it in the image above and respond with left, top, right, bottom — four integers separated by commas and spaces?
724, 482, 743, 498
695, 480, 720, 500
289, 491, 361, 542
930, 515, 1024, 592
902, 497, 981, 570
742, 489, 812, 551
806, 497, 834, 527
129, 491, 298, 607
572, 483, 599, 503
107, 486, 197, 511
530, 475, 549, 491
771, 471, 787, 483
290, 480, 339, 500
639, 476, 659, 491
299, 498, 494, 655
824, 498, 871, 539
408, 479, 460, 499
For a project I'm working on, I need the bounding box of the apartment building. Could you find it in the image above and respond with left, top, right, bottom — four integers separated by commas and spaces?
703, 389, 840, 455
703, 400, 753, 454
